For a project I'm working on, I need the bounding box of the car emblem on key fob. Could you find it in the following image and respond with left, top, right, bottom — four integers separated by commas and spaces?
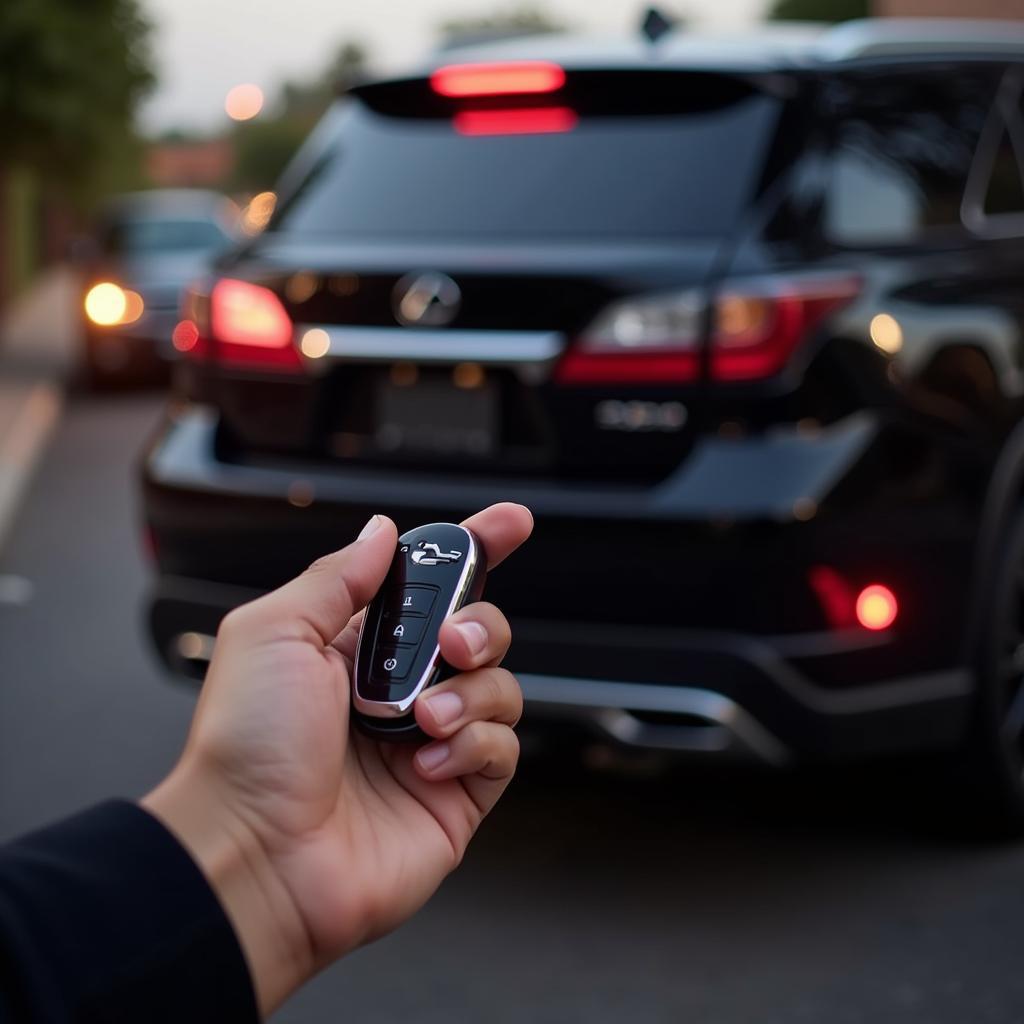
352, 523, 486, 741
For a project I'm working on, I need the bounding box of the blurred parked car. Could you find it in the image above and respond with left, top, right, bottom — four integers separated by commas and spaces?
77, 190, 238, 387
144, 18, 1024, 830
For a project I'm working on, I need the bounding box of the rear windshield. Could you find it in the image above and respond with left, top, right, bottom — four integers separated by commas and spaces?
270, 72, 784, 241
101, 218, 228, 255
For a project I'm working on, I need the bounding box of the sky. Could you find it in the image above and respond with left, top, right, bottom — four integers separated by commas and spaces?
138, 0, 769, 133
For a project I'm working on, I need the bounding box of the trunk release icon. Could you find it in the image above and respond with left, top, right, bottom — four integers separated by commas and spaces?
411, 541, 463, 566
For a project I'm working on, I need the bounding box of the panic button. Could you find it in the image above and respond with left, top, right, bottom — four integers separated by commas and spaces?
370, 646, 414, 682
382, 616, 425, 646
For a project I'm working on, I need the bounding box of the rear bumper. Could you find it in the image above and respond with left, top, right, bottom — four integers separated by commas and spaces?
142, 405, 978, 759
149, 572, 972, 763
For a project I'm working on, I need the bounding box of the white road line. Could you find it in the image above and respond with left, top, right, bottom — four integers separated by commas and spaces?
0, 380, 63, 552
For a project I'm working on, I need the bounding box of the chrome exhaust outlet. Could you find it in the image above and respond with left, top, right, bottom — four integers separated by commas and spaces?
162, 635, 790, 764
518, 674, 791, 765
166, 630, 216, 681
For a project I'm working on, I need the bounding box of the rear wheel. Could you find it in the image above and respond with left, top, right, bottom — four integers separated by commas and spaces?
959, 506, 1024, 836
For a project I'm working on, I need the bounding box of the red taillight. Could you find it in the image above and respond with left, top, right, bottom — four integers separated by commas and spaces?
556, 275, 861, 385
809, 567, 899, 632
190, 278, 301, 371
856, 584, 898, 631
431, 61, 566, 97
453, 107, 577, 136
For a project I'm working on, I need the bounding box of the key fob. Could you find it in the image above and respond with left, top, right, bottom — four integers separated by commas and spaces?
352, 522, 487, 741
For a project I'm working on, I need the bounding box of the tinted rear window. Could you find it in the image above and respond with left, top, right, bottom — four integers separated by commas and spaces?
102, 218, 228, 255
271, 73, 784, 241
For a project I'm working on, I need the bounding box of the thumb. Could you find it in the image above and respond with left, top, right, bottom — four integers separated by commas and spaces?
239, 515, 398, 646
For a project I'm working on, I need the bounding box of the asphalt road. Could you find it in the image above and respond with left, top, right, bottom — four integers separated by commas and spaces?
3, 392, 1024, 1023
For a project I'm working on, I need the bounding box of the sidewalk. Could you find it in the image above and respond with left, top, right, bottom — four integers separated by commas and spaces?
0, 265, 78, 380
0, 267, 73, 549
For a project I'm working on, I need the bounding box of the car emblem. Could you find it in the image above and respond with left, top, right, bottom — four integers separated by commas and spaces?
411, 541, 463, 566
393, 271, 461, 327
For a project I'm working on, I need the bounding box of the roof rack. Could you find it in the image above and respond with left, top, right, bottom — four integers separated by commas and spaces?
816, 17, 1024, 62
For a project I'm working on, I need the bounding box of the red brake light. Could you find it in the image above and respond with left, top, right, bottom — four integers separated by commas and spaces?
856, 584, 898, 631
207, 279, 301, 371
454, 107, 577, 136
431, 61, 566, 98
556, 275, 861, 385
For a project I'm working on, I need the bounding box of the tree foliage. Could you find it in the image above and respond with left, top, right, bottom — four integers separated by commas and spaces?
0, 0, 154, 192
767, 0, 869, 22
230, 41, 370, 194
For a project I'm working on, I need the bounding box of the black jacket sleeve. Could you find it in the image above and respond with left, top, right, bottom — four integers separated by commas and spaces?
0, 800, 258, 1023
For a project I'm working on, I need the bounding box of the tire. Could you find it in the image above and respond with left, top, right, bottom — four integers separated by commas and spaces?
957, 505, 1024, 836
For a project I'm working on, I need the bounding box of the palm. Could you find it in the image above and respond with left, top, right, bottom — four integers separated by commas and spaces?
208, 626, 483, 959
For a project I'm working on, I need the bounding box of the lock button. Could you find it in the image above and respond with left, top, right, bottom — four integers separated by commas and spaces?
382, 615, 425, 646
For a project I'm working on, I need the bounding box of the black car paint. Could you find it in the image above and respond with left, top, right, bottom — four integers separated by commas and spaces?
143, 54, 1024, 763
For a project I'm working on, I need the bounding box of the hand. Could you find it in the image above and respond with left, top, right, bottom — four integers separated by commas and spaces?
142, 503, 533, 1014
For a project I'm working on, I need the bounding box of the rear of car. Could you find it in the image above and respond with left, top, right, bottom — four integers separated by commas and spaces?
144, 39, 999, 770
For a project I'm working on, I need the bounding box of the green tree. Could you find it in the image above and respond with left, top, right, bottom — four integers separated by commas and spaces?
0, 0, 154, 195
767, 0, 868, 22
439, 6, 567, 45
230, 41, 370, 194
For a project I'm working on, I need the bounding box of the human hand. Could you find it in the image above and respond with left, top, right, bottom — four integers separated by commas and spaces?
142, 503, 533, 1014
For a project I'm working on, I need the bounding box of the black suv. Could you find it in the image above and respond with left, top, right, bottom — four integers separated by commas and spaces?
144, 18, 1024, 827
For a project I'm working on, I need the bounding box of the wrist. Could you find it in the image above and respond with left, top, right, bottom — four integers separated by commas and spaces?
142, 761, 314, 1015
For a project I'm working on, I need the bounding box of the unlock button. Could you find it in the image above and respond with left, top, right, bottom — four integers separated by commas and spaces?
384, 615, 425, 646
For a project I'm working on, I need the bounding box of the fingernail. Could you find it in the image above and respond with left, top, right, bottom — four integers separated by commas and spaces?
417, 742, 450, 773
358, 515, 382, 540
453, 620, 487, 657
425, 690, 463, 727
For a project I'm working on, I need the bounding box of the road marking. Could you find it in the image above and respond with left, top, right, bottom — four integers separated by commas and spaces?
0, 380, 63, 552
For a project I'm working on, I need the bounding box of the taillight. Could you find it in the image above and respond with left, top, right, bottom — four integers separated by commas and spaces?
176, 279, 301, 372
808, 567, 899, 632
556, 274, 861, 385
431, 61, 566, 98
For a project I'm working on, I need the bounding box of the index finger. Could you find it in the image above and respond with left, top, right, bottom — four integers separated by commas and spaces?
461, 502, 533, 571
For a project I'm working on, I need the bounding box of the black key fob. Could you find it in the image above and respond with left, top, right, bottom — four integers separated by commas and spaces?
352, 523, 487, 741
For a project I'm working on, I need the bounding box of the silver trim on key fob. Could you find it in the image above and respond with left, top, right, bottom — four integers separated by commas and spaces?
353, 524, 480, 718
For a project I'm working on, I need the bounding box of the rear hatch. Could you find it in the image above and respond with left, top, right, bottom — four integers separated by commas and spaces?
185, 67, 796, 482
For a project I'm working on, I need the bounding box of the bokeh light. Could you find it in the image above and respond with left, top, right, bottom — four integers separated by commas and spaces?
241, 190, 276, 235
225, 83, 264, 121
300, 328, 331, 359
869, 313, 903, 354
84, 282, 144, 327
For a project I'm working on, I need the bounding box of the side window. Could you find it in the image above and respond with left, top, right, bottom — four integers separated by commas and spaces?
823, 71, 994, 246
963, 69, 1024, 231
982, 125, 1024, 217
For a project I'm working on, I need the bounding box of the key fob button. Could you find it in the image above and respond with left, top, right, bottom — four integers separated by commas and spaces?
383, 585, 438, 619
370, 646, 415, 682
382, 615, 425, 646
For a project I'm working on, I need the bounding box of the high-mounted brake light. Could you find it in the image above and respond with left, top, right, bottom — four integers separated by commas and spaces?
556, 274, 861, 385
454, 107, 577, 136
431, 61, 566, 98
